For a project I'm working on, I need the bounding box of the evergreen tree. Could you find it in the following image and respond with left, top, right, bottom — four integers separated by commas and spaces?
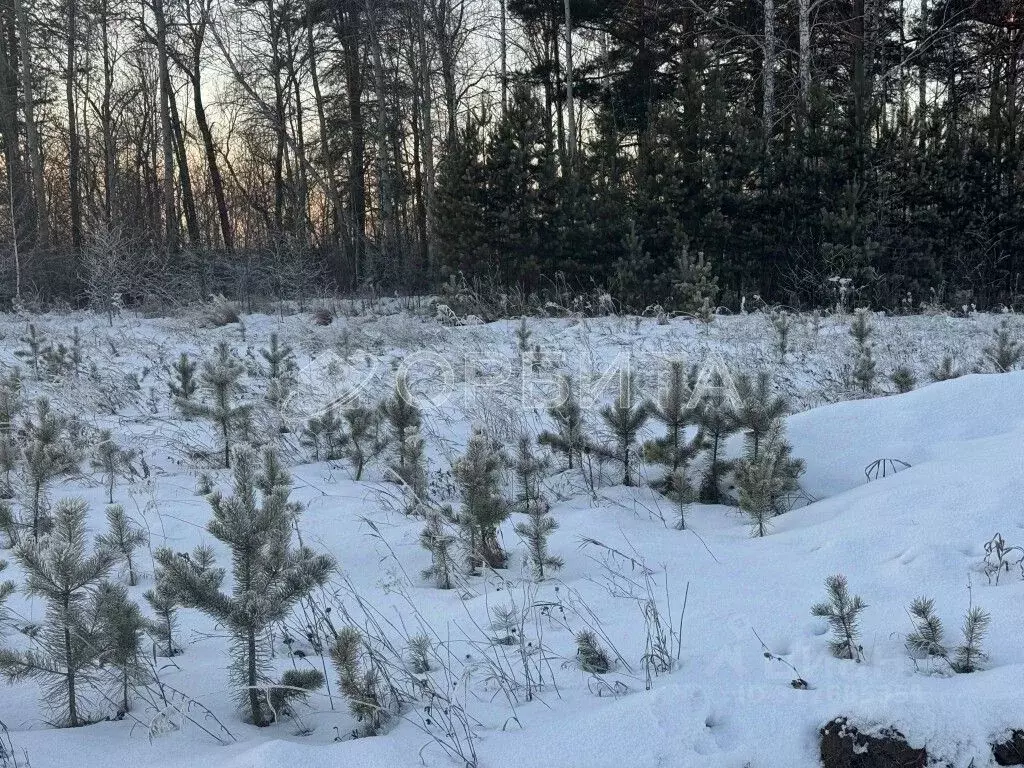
575, 630, 611, 674
596, 370, 649, 487
260, 332, 297, 408
419, 506, 457, 589
95, 505, 148, 586
15, 324, 48, 380
850, 309, 876, 392
982, 319, 1022, 372
0, 499, 114, 726
695, 372, 740, 504
380, 375, 422, 472
645, 361, 703, 490
513, 497, 562, 580
392, 426, 427, 511
811, 574, 866, 662
734, 425, 804, 536
0, 435, 17, 501
343, 402, 387, 481
538, 375, 585, 470
951, 606, 990, 674
890, 366, 916, 393
930, 355, 961, 382
95, 580, 147, 715
511, 434, 549, 515
154, 448, 334, 726
181, 342, 252, 468
729, 371, 788, 460
453, 429, 510, 570
168, 353, 198, 405
267, 668, 324, 723
905, 597, 947, 659
90, 431, 137, 504
0, 372, 21, 435
670, 227, 718, 316
330, 627, 389, 736
21, 398, 80, 538
0, 558, 13, 625
143, 580, 180, 657
300, 405, 346, 462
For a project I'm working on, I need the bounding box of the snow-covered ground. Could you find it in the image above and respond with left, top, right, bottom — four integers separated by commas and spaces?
0, 305, 1022, 768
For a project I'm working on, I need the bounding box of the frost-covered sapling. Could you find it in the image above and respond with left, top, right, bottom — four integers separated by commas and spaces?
729, 371, 787, 460
0, 502, 17, 549
645, 361, 703, 490
420, 507, 457, 589
260, 333, 297, 410
735, 426, 804, 536
267, 668, 324, 724
180, 342, 252, 468
343, 402, 387, 480
453, 429, 510, 570
769, 309, 794, 362
695, 372, 739, 504
929, 355, 961, 382
95, 580, 147, 715
890, 366, 916, 394
391, 426, 427, 510
0, 437, 17, 501
330, 626, 389, 736
168, 352, 198, 406
14, 324, 48, 380
21, 398, 80, 538
849, 309, 876, 392
90, 430, 137, 503
380, 374, 422, 472
511, 436, 560, 579
905, 597, 947, 659
0, 499, 114, 726
301, 405, 346, 462
95, 504, 148, 586
511, 434, 548, 515
982, 318, 1022, 372
538, 375, 585, 470
154, 448, 334, 726
407, 634, 432, 674
596, 370, 649, 487
811, 574, 866, 661
575, 630, 610, 674
950, 605, 990, 673
144, 579, 180, 657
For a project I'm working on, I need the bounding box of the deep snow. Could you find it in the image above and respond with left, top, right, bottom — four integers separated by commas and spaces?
0, 306, 1022, 768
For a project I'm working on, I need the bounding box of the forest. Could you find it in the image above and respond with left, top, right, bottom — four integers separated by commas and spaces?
1, 0, 1023, 311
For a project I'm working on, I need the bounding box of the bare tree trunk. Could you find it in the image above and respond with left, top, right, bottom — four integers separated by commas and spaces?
798, 0, 810, 125
336, 0, 367, 284
562, 0, 575, 177
306, 15, 341, 253
500, 0, 507, 116
15, 0, 46, 248
153, 0, 178, 250
763, 0, 776, 151
67, 0, 83, 253
415, 1, 435, 275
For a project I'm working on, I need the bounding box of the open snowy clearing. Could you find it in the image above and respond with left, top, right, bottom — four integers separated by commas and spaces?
0, 306, 1022, 768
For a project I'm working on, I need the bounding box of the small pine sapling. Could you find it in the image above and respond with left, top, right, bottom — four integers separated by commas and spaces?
392, 426, 428, 511
811, 574, 866, 662
343, 402, 386, 480
575, 630, 611, 673
168, 353, 198, 405
538, 374, 585, 470
770, 309, 795, 362
950, 605, 990, 673
849, 309, 876, 392
645, 361, 703, 490
330, 627, 389, 736
453, 429, 510, 570
905, 597, 947, 659
407, 634, 432, 674
420, 506, 458, 589
153, 448, 334, 726
380, 374, 422, 470
596, 370, 649, 487
260, 332, 297, 409
0, 372, 22, 434
268, 668, 324, 723
21, 398, 80, 538
180, 342, 252, 468
729, 371, 787, 460
95, 580, 147, 715
144, 580, 180, 657
929, 355, 961, 382
90, 430, 137, 503
735, 429, 803, 536
0, 501, 18, 548
890, 366, 916, 394
14, 324, 48, 379
982, 319, 1022, 372
695, 372, 740, 504
0, 436, 17, 500
0, 499, 114, 726
671, 228, 718, 317
95, 504, 148, 586
514, 317, 532, 374
514, 497, 562, 580
511, 434, 548, 514
301, 405, 347, 462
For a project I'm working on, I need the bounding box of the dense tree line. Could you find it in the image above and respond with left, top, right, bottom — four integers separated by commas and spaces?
1, 0, 1023, 310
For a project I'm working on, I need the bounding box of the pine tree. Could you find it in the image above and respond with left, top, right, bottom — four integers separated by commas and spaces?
0, 501, 17, 548
154, 448, 334, 726
729, 371, 788, 460
538, 375, 585, 470
343, 402, 387, 481
419, 506, 457, 589
144, 580, 180, 657
0, 435, 17, 500
950, 606, 990, 673
930, 356, 961, 382
0, 499, 114, 726
890, 366, 916, 393
301, 405, 346, 462
330, 627, 389, 735
514, 497, 562, 580
392, 426, 427, 511
575, 630, 611, 673
260, 332, 297, 409
380, 375, 422, 472
0, 372, 21, 435
735, 425, 804, 536
511, 434, 548, 515
267, 668, 324, 723
769, 309, 795, 362
168, 353, 198, 404
905, 597, 947, 658
596, 370, 649, 487
453, 429, 510, 570
90, 430, 137, 504
811, 574, 866, 661
850, 309, 876, 392
180, 342, 252, 468
983, 319, 1022, 372
22, 398, 79, 538
670, 227, 718, 316
14, 324, 48, 379
0, 558, 13, 625
95, 580, 147, 715
645, 361, 704, 488
695, 372, 740, 504
95, 504, 148, 586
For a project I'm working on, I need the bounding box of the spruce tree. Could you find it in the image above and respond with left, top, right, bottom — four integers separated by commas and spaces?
596, 370, 649, 487
420, 506, 457, 589
645, 361, 703, 489
181, 342, 252, 468
0, 499, 114, 726
380, 374, 422, 472
168, 352, 198, 405
538, 375, 585, 470
729, 371, 788, 460
695, 372, 740, 504
453, 429, 510, 570
95, 580, 147, 715
154, 448, 334, 726
95, 504, 148, 586
90, 431, 137, 504
811, 574, 866, 661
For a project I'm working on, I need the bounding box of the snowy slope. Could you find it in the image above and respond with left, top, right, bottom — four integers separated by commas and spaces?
0, 308, 1022, 768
